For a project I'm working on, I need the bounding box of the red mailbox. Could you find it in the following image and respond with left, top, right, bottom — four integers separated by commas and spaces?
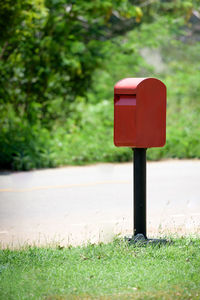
114, 77, 166, 148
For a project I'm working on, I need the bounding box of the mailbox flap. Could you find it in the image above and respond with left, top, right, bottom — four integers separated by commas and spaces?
115, 95, 136, 106
114, 78, 146, 95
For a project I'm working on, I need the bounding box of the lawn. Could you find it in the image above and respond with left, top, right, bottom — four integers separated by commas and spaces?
0, 237, 200, 299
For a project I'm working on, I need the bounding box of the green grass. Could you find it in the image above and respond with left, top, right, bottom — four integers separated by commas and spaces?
0, 238, 200, 299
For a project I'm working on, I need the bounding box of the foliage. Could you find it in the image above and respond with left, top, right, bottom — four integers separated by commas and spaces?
0, 1, 200, 170
0, 0, 141, 169
0, 0, 139, 124
0, 238, 200, 299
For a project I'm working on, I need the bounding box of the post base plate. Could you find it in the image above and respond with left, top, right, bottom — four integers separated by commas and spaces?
125, 233, 169, 245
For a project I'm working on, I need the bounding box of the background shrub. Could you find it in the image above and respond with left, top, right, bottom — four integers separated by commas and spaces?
0, 1, 199, 170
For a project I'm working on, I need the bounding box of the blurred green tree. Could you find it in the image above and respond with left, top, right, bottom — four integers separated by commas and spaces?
0, 0, 194, 124
0, 0, 198, 169
0, 0, 141, 125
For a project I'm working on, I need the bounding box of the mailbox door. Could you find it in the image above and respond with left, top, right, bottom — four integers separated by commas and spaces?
136, 79, 166, 147
114, 94, 137, 146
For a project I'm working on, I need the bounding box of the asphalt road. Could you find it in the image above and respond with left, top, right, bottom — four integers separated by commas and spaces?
0, 160, 200, 247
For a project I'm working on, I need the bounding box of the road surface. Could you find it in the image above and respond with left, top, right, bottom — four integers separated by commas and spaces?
0, 160, 200, 247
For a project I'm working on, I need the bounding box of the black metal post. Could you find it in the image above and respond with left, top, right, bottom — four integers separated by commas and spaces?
125, 148, 167, 244
133, 148, 146, 238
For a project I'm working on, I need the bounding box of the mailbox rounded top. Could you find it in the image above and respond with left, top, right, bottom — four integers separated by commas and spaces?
114, 77, 165, 94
